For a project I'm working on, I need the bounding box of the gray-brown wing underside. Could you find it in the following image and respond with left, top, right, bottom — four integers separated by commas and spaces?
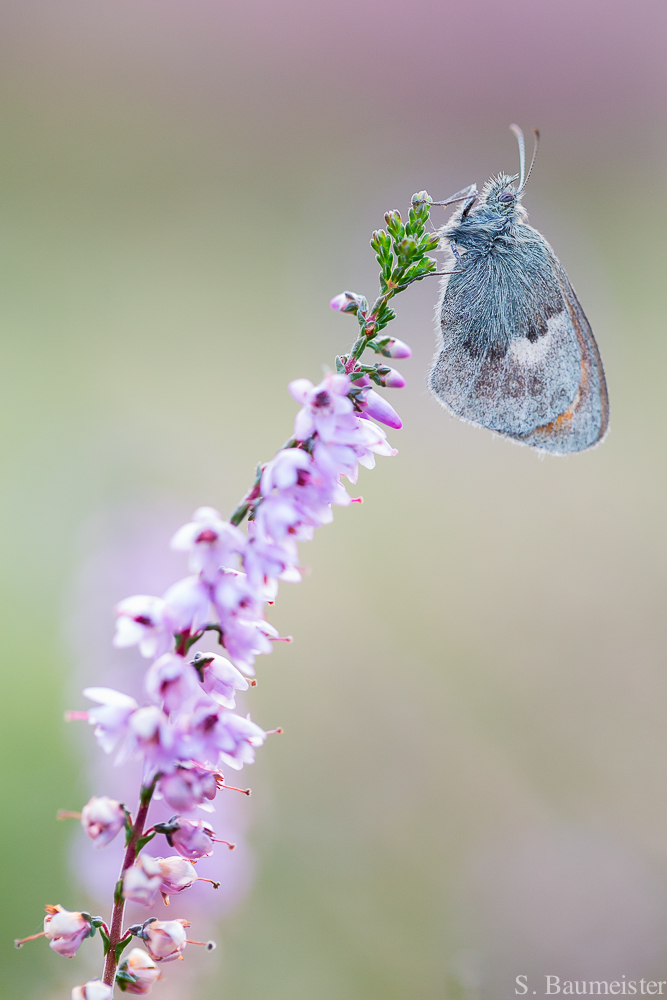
430, 232, 608, 454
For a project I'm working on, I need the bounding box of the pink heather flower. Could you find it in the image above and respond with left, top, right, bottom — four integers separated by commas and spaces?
113, 596, 172, 659
213, 568, 265, 620
377, 336, 412, 358
162, 575, 211, 635
313, 417, 395, 485
288, 373, 354, 442
71, 981, 113, 1000
242, 530, 301, 588
356, 387, 402, 428
329, 290, 364, 313
254, 494, 316, 544
80, 795, 125, 848
145, 653, 200, 714
262, 447, 350, 510
123, 854, 163, 907
167, 818, 216, 859
218, 615, 278, 676
155, 856, 198, 895
171, 507, 246, 583
120, 705, 174, 772
83, 688, 138, 754
261, 448, 314, 493
118, 949, 161, 995
176, 701, 266, 770
158, 764, 218, 812
43, 905, 92, 958
191, 651, 249, 709
212, 570, 279, 674
142, 919, 190, 963
216, 711, 267, 771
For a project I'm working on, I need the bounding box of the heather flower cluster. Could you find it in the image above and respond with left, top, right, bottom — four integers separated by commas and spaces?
14, 189, 450, 997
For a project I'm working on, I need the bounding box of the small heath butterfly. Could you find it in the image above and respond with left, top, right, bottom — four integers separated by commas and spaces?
430, 126, 609, 454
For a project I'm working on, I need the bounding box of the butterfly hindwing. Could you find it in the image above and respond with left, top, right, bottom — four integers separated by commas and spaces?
514, 263, 609, 453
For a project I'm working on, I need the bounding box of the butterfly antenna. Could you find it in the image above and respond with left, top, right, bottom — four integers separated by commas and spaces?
518, 128, 540, 193
509, 124, 526, 190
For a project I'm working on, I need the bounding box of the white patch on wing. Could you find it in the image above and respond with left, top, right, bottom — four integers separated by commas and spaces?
508, 310, 567, 366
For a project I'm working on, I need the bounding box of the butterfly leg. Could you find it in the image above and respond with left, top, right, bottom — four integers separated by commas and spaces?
449, 242, 464, 267
428, 183, 478, 208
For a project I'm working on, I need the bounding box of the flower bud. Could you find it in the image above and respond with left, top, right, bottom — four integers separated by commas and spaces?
411, 190, 430, 207
377, 337, 412, 359
156, 856, 198, 895
330, 291, 363, 314
43, 905, 92, 958
123, 855, 163, 907
142, 919, 190, 963
117, 948, 161, 994
167, 817, 216, 859
80, 796, 125, 848
72, 980, 113, 1000
375, 366, 406, 389
359, 389, 403, 429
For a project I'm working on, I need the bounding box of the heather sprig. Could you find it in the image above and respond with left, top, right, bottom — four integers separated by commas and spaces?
15, 190, 443, 997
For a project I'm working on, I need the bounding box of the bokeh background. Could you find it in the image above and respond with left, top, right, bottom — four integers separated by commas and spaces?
1, 1, 666, 997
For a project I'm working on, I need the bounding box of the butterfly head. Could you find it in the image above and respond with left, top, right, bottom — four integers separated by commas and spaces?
482, 172, 521, 214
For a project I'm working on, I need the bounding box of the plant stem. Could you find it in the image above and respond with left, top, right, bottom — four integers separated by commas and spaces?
102, 780, 156, 986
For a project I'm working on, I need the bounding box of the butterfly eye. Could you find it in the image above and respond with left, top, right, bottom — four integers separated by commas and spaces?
499, 191, 515, 203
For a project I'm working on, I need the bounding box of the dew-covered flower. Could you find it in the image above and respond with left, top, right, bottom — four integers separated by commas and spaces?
113, 596, 172, 659
191, 651, 249, 709
145, 653, 200, 714
117, 948, 161, 994
123, 854, 163, 907
142, 919, 190, 963
43, 905, 92, 958
80, 795, 125, 848
155, 857, 198, 895
83, 688, 138, 754
171, 507, 247, 582
289, 373, 354, 442
158, 764, 218, 812
71, 980, 113, 1000
165, 817, 216, 859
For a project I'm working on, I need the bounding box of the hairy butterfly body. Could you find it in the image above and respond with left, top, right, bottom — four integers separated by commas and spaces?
430, 126, 608, 454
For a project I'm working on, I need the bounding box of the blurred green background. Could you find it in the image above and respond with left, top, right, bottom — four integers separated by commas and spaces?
1, 0, 666, 997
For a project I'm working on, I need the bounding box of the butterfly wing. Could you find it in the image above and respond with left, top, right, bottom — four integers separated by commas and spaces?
430, 227, 608, 454
514, 263, 609, 453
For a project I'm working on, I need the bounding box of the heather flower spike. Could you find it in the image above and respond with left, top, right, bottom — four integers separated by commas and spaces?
19, 187, 434, 995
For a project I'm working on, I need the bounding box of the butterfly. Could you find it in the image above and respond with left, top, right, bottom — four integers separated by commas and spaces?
429, 125, 609, 454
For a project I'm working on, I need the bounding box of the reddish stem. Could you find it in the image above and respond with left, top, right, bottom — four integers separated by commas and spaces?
101, 781, 155, 987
